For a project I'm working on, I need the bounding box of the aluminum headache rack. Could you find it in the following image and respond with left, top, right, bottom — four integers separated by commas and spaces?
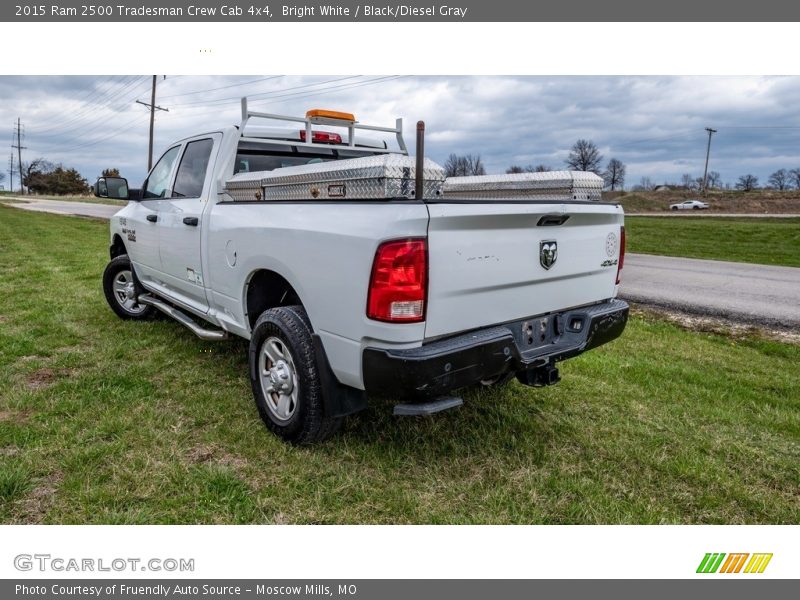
442, 170, 604, 201
225, 155, 446, 201
239, 97, 408, 154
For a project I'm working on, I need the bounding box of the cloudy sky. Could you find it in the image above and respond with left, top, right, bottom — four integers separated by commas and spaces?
2, 75, 800, 189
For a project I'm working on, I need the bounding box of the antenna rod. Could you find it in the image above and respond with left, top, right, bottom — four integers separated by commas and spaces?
415, 121, 425, 200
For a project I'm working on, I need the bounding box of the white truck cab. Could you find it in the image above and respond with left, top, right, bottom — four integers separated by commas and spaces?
97, 99, 628, 444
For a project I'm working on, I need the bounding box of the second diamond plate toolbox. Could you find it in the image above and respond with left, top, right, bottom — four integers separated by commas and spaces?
442, 170, 604, 201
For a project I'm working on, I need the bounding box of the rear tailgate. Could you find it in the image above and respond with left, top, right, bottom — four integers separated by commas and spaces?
424, 202, 624, 339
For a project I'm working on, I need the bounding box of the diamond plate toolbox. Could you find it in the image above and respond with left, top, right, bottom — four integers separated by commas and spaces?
442, 170, 604, 201
225, 155, 446, 201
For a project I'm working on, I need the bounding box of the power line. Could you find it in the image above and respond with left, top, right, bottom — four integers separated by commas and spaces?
27, 75, 143, 133
29, 76, 151, 136
167, 75, 364, 107
163, 76, 407, 123
156, 75, 284, 99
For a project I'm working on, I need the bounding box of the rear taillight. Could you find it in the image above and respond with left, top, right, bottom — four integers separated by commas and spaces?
299, 130, 343, 144
367, 238, 427, 323
616, 225, 625, 284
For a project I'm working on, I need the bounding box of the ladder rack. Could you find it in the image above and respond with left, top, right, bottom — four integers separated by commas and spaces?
239, 97, 408, 155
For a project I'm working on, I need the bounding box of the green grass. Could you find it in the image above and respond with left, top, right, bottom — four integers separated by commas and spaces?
0, 205, 798, 524
626, 216, 800, 267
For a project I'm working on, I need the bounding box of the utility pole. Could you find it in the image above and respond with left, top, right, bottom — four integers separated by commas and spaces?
12, 118, 26, 194
701, 127, 717, 196
136, 76, 169, 171
8, 153, 15, 193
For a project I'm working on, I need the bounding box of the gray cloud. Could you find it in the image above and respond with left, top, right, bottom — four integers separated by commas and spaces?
2, 75, 800, 189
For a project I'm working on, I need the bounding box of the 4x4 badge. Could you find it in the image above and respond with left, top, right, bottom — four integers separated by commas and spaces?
540, 240, 557, 270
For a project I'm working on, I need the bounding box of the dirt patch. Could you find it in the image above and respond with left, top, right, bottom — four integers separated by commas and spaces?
187, 443, 248, 471
632, 305, 800, 345
25, 367, 71, 390
0, 315, 7, 322
19, 471, 63, 524
0, 408, 34, 423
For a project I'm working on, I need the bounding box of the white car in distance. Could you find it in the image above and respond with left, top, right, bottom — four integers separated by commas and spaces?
670, 199, 709, 210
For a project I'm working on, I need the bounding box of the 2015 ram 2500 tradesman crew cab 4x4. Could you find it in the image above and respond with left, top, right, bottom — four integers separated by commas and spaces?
97, 101, 628, 444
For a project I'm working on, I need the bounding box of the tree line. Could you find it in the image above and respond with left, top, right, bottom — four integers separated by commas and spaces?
17, 158, 92, 195
446, 139, 800, 193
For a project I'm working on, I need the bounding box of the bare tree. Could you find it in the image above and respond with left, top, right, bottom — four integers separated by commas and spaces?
565, 139, 603, 174
788, 168, 800, 190
768, 169, 789, 190
735, 174, 759, 191
681, 173, 697, 191
445, 153, 486, 177
507, 164, 552, 174
603, 158, 626, 191
637, 176, 654, 191
706, 171, 722, 189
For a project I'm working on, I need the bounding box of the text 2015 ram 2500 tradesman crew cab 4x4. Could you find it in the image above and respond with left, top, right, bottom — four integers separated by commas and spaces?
96, 100, 628, 444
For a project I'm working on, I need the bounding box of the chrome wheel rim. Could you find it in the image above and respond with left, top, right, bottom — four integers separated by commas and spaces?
112, 269, 146, 314
258, 336, 299, 422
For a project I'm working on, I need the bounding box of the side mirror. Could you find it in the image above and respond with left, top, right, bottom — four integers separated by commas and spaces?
95, 176, 129, 200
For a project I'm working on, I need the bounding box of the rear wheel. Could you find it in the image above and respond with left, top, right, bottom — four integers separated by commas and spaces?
102, 255, 153, 320
249, 306, 341, 445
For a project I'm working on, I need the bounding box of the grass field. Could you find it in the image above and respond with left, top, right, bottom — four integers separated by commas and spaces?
626, 216, 800, 267
608, 189, 800, 214
1, 206, 798, 524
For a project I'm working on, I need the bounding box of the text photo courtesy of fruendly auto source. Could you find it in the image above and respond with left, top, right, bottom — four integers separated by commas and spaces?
0, 75, 797, 525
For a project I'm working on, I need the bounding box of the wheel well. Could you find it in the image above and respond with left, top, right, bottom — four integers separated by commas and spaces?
110, 235, 126, 259
246, 270, 303, 330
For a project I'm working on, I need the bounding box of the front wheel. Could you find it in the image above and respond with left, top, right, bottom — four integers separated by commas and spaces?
249, 306, 341, 445
102, 255, 154, 320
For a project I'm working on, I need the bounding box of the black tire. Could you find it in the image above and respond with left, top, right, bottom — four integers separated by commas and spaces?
102, 255, 154, 320
671, 206, 678, 211
249, 305, 341, 445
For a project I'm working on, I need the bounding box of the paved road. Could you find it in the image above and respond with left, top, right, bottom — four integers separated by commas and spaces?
621, 254, 800, 328
6, 197, 799, 328
2, 197, 122, 220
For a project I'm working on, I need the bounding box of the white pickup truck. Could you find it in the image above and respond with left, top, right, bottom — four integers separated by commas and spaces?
96, 100, 628, 444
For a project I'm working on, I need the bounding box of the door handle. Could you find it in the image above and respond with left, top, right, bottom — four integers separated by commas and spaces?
183, 217, 199, 227
146, 214, 158, 223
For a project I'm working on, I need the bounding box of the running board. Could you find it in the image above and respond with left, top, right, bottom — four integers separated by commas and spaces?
393, 396, 463, 416
137, 294, 228, 341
